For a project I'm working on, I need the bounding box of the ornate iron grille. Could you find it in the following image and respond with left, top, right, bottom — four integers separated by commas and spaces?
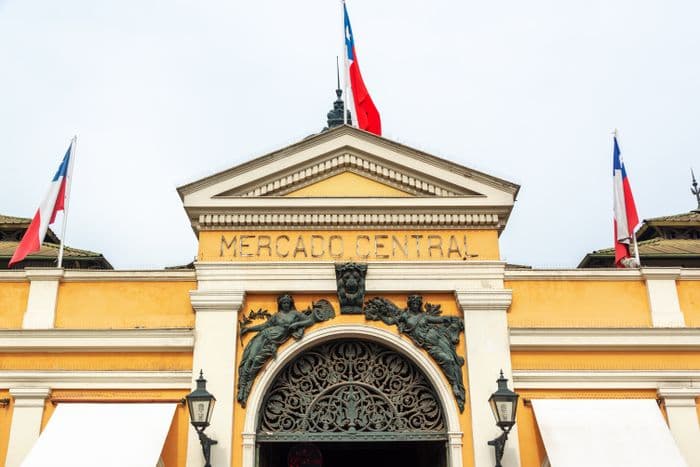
257, 340, 447, 442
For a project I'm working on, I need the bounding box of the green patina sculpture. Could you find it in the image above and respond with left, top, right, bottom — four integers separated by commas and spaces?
364, 294, 466, 412
237, 294, 335, 406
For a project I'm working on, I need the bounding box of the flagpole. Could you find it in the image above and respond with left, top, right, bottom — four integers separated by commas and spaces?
342, 0, 350, 125
632, 230, 641, 267
57, 136, 77, 268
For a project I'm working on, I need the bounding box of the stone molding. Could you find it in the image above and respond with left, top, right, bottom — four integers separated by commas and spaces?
196, 211, 501, 230
9, 387, 51, 407
505, 268, 644, 281
513, 370, 700, 389
0, 371, 191, 389
194, 261, 507, 293
0, 328, 194, 352
455, 290, 512, 311
509, 328, 700, 350
189, 290, 246, 312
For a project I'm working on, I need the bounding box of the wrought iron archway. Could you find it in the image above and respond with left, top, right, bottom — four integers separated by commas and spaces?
257, 339, 447, 442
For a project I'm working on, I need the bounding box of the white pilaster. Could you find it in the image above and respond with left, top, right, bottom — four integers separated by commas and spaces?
22, 268, 64, 329
658, 387, 700, 467
186, 289, 245, 467
5, 387, 51, 467
642, 268, 685, 328
457, 290, 520, 467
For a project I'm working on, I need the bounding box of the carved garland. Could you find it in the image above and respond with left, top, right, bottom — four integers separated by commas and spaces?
257, 340, 447, 442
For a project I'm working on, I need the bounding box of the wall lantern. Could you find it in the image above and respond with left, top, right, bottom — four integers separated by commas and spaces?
487, 370, 520, 467
186, 370, 218, 467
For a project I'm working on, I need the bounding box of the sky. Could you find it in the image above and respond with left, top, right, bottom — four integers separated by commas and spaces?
1, 0, 698, 269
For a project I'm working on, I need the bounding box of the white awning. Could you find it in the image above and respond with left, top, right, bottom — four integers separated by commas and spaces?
532, 399, 687, 467
21, 403, 176, 467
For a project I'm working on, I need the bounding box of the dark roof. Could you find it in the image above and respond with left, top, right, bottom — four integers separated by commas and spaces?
0, 213, 112, 269
0, 214, 60, 244
0, 240, 113, 269
583, 237, 700, 257
579, 208, 700, 268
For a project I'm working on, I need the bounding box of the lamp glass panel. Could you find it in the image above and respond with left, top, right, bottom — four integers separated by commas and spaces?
496, 400, 514, 423
191, 400, 211, 424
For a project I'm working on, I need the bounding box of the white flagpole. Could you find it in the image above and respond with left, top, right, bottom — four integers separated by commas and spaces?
342, 0, 350, 125
632, 230, 641, 267
57, 135, 77, 268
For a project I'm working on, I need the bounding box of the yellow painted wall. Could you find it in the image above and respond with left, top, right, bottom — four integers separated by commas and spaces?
516, 389, 658, 467
512, 351, 700, 370
40, 390, 189, 467
0, 390, 12, 467
55, 281, 195, 329
232, 293, 475, 467
506, 280, 651, 327
0, 352, 192, 371
285, 172, 413, 197
0, 282, 29, 329
202, 229, 499, 262
677, 280, 700, 327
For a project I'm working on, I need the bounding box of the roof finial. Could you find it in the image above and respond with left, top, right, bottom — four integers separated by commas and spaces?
691, 168, 700, 212
324, 57, 352, 130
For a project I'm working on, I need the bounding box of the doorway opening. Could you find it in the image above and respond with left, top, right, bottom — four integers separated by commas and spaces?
258, 441, 447, 467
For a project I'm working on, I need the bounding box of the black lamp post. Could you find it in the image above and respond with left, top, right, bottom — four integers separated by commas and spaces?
487, 370, 520, 467
186, 370, 218, 467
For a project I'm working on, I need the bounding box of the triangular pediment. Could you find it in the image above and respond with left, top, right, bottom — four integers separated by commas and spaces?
177, 125, 519, 232
284, 171, 413, 197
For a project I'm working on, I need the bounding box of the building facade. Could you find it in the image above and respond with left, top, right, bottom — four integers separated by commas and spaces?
1, 125, 699, 467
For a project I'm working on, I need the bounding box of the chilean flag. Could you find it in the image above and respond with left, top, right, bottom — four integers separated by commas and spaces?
612, 136, 640, 267
344, 3, 382, 136
9, 139, 75, 267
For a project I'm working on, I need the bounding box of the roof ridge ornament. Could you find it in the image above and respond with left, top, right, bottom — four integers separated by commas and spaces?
324, 57, 352, 130
691, 168, 700, 212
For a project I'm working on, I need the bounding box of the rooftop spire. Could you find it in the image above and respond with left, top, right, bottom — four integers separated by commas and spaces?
692, 168, 700, 212
325, 57, 352, 130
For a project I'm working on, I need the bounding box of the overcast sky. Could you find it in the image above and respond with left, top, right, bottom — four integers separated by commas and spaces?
1, 0, 698, 269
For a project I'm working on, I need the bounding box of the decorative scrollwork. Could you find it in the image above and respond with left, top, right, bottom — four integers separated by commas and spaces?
237, 294, 335, 406
258, 340, 446, 442
364, 294, 466, 412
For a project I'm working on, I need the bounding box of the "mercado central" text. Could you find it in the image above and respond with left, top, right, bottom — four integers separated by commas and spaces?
216, 232, 478, 261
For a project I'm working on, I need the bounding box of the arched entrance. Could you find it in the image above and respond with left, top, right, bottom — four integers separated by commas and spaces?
256, 339, 448, 467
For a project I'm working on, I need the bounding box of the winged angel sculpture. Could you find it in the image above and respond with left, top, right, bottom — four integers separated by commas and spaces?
364, 294, 466, 411
237, 294, 335, 406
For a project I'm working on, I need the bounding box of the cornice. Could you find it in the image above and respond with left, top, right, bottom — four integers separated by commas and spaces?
1, 371, 191, 389
189, 289, 246, 312
10, 387, 51, 406
24, 267, 64, 281
195, 210, 503, 230
61, 270, 196, 282
640, 267, 682, 280
678, 268, 700, 280
512, 370, 700, 389
0, 328, 194, 352
504, 268, 643, 281
509, 328, 700, 351
194, 261, 507, 293
0, 271, 28, 282
455, 289, 513, 311
657, 386, 700, 401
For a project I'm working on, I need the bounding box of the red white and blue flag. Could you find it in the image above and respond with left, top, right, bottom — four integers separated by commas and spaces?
612, 135, 640, 267
9, 138, 76, 267
344, 2, 382, 136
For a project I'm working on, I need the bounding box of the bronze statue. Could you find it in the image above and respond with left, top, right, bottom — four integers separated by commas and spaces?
364, 294, 466, 411
335, 262, 367, 314
237, 294, 335, 406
